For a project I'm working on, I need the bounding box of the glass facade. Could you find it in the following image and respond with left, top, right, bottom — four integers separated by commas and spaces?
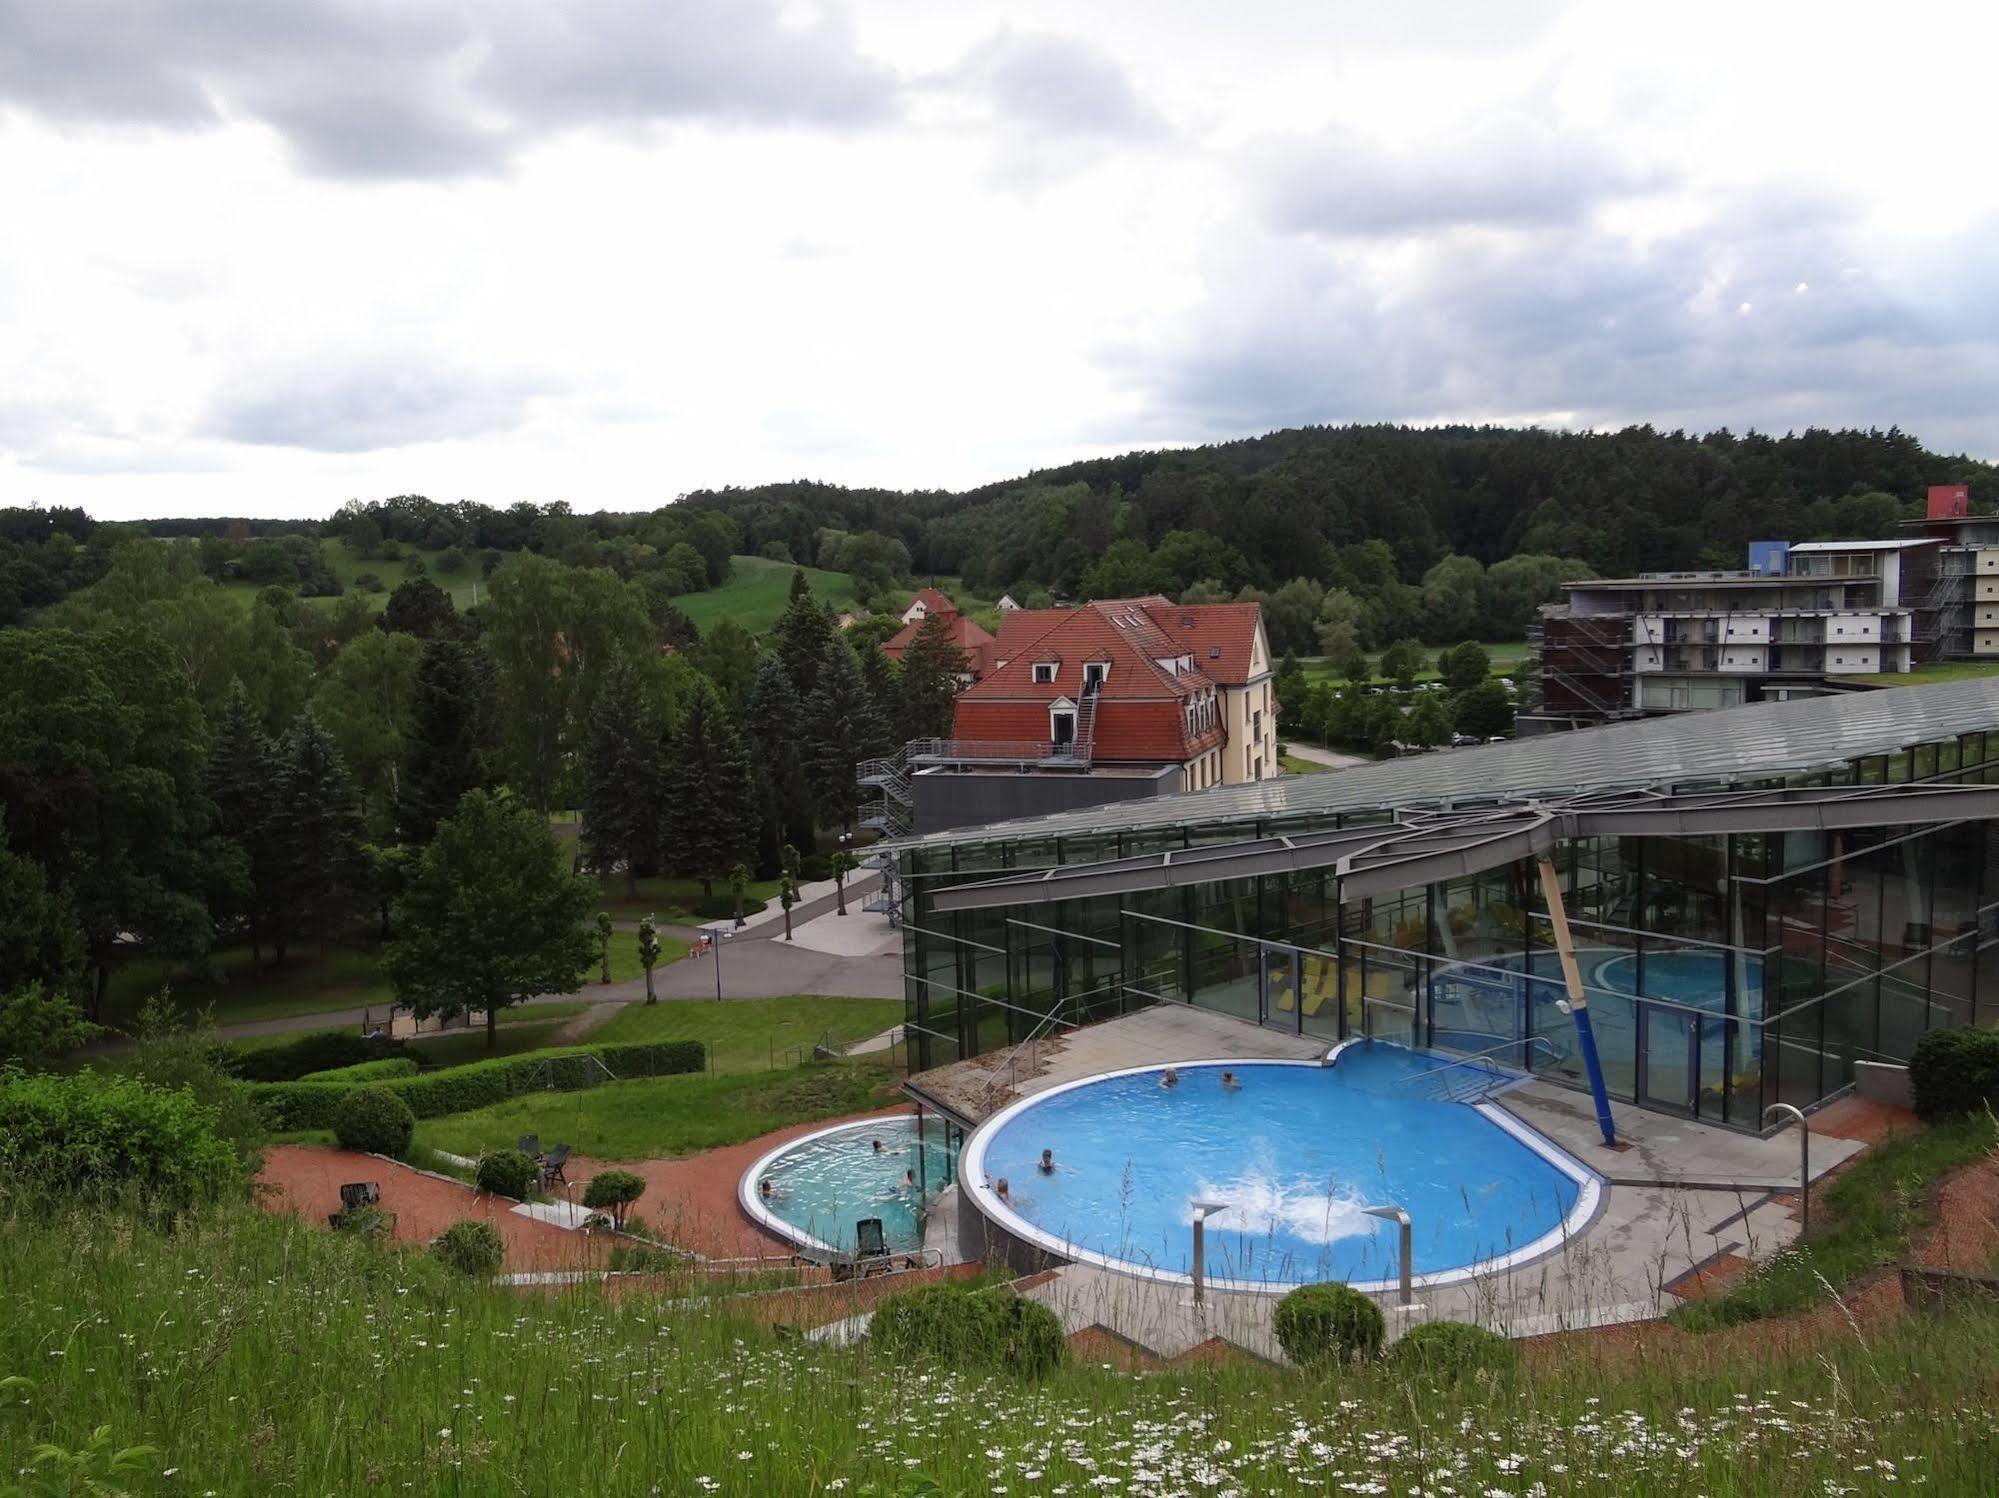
898, 717, 1999, 1131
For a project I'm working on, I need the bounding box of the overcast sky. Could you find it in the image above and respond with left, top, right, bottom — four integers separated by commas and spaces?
3, 0, 1995, 520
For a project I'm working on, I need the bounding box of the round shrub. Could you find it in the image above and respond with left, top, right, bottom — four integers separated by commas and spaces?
430, 1219, 504, 1277
1273, 1282, 1385, 1370
582, 1168, 646, 1228
1384, 1320, 1514, 1384
1909, 1026, 1999, 1120
475, 1148, 539, 1200
332, 1085, 415, 1159
868, 1282, 1066, 1378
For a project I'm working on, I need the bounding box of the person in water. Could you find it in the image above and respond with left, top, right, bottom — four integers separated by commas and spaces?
902, 1168, 916, 1188
1160, 1066, 1180, 1089
1220, 1069, 1241, 1091
758, 1178, 788, 1202
871, 1139, 885, 1154
994, 1178, 1012, 1203
1038, 1148, 1056, 1174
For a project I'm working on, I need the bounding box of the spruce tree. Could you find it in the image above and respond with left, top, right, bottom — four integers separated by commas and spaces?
660, 677, 757, 897
397, 639, 497, 845
743, 652, 816, 874
273, 711, 368, 965
773, 572, 835, 699
896, 612, 968, 741
856, 643, 902, 750
579, 652, 663, 897
804, 637, 882, 832
205, 681, 282, 963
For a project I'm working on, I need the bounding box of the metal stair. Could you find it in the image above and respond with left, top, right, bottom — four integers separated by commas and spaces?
857, 745, 917, 838
1071, 691, 1098, 764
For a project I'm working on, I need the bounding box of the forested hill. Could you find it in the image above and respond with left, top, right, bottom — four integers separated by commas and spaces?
679, 423, 1996, 597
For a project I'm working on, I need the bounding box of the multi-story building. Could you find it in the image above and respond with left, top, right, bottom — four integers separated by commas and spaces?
1534, 536, 1940, 725
860, 597, 1279, 836
1901, 484, 1999, 660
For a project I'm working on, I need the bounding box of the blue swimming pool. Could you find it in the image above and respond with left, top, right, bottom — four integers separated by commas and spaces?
741, 1116, 952, 1254
963, 1046, 1597, 1292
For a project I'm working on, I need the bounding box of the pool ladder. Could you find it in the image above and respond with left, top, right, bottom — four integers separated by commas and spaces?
1392, 1037, 1560, 1105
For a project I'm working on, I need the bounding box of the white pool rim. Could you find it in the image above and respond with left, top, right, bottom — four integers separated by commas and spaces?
738, 1112, 927, 1255
958, 1055, 1605, 1296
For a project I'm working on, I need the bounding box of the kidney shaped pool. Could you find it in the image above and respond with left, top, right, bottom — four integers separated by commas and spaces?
962, 1044, 1600, 1293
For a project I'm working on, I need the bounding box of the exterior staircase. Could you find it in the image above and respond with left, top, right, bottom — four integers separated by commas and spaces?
857, 745, 917, 838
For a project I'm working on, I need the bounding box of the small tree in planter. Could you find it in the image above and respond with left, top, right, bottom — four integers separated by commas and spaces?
830, 849, 854, 916
595, 911, 613, 984
637, 915, 660, 1005
728, 862, 752, 928
779, 876, 799, 940
583, 1169, 647, 1230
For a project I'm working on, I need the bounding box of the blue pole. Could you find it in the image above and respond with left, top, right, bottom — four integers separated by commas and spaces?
1570, 1003, 1618, 1148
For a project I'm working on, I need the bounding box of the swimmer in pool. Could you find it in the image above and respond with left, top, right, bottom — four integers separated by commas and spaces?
902, 1168, 916, 1188
758, 1178, 788, 1202
1160, 1066, 1180, 1089
1038, 1148, 1056, 1174
1220, 1070, 1241, 1091
995, 1177, 1012, 1203
872, 1139, 885, 1154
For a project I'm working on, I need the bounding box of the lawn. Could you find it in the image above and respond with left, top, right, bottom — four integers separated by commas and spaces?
1296, 638, 1530, 689
1279, 752, 1333, 775
1851, 659, 1999, 688
412, 1058, 900, 1160
215, 543, 485, 615
6, 1198, 1998, 1496
592, 870, 786, 920
102, 941, 396, 1032
591, 994, 902, 1071
669, 553, 862, 632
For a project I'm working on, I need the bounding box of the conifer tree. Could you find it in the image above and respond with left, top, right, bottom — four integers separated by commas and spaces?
273, 711, 368, 964
773, 572, 835, 700
661, 677, 757, 897
804, 637, 881, 832
896, 612, 968, 741
397, 639, 497, 845
579, 652, 663, 897
743, 652, 816, 873
205, 681, 282, 963
856, 644, 903, 749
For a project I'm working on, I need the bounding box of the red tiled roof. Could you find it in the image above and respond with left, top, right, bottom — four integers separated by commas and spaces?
908, 587, 957, 617
1142, 602, 1264, 685
882, 610, 996, 672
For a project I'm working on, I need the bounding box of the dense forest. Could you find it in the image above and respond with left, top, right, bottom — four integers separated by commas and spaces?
0, 421, 1991, 1040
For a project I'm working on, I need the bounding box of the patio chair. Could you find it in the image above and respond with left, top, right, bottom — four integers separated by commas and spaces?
853, 1217, 893, 1279
539, 1144, 571, 1190
518, 1134, 543, 1159
338, 1182, 380, 1211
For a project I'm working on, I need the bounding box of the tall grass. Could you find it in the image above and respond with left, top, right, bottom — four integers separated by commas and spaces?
2, 1201, 1995, 1495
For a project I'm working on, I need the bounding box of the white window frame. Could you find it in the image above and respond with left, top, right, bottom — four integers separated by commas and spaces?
1032, 661, 1057, 684
1083, 661, 1109, 690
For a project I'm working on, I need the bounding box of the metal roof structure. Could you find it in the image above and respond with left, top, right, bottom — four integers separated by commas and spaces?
893, 675, 1999, 853
930, 781, 1999, 911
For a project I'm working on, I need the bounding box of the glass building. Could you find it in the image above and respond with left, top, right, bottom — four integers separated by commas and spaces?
892, 677, 1999, 1130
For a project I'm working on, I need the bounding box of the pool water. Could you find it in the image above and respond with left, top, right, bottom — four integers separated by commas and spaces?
966, 1048, 1595, 1291
746, 1116, 952, 1254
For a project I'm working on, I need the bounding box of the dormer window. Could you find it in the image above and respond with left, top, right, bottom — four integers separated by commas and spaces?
1083, 662, 1108, 692
1032, 661, 1057, 684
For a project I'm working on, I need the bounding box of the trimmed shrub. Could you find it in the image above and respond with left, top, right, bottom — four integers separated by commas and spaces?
0, 1069, 244, 1208
799, 853, 833, 882
246, 1040, 705, 1132
475, 1149, 539, 1200
333, 1086, 416, 1159
582, 1169, 646, 1228
1384, 1321, 1514, 1384
300, 1057, 420, 1084
232, 1031, 408, 1083
1909, 1027, 1999, 1120
430, 1219, 504, 1277
868, 1283, 1066, 1378
1273, 1283, 1385, 1370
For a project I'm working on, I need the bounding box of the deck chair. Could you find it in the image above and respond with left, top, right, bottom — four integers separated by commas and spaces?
338, 1182, 380, 1211
853, 1217, 893, 1278
539, 1144, 571, 1189
517, 1134, 543, 1159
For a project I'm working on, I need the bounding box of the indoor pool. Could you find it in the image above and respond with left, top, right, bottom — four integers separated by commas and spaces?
740, 1115, 952, 1254
962, 1046, 1597, 1292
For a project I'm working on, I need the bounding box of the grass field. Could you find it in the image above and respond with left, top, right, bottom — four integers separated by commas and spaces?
102, 942, 397, 1031
670, 553, 862, 632
413, 1058, 899, 1159
4, 1199, 1995, 1496
1296, 638, 1530, 688
591, 994, 902, 1071
591, 870, 787, 920
1279, 752, 1333, 775
1852, 659, 1999, 688
216, 543, 485, 615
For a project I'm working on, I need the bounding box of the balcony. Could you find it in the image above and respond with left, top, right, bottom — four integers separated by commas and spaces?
913, 739, 1095, 770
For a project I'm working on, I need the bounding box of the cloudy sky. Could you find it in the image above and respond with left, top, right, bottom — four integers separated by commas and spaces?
3, 0, 1995, 520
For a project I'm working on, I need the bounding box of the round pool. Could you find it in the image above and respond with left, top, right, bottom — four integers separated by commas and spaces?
740, 1115, 952, 1255
961, 1046, 1599, 1293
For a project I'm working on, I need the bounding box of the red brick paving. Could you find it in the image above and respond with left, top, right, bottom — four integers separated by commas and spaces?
257, 1145, 607, 1273
1663, 1250, 1758, 1302
564, 1103, 919, 1260
1809, 1093, 1921, 1147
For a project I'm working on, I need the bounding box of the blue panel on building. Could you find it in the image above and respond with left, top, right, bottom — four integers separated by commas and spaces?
1747, 540, 1790, 576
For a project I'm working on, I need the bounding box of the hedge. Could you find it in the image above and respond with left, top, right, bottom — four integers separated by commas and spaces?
299, 1057, 421, 1084
0, 1069, 245, 1209
688, 894, 768, 921
230, 1031, 410, 1083
247, 1039, 706, 1131
1909, 1026, 1999, 1120
869, 1282, 1066, 1378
